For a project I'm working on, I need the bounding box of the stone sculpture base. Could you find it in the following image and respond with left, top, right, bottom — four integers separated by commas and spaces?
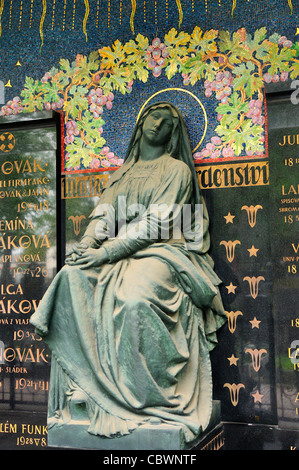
48, 400, 223, 450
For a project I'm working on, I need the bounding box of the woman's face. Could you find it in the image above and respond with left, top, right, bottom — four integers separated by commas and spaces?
142, 108, 173, 146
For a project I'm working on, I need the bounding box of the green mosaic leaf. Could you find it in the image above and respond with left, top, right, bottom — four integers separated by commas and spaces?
59, 58, 75, 75
233, 61, 264, 97
124, 36, 149, 83
266, 43, 296, 74
124, 34, 149, 57
164, 28, 190, 57
99, 40, 126, 69
165, 58, 180, 80
188, 26, 218, 55
218, 30, 251, 63
290, 61, 299, 79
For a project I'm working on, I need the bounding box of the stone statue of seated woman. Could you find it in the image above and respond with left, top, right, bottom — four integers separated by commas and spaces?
30, 102, 226, 449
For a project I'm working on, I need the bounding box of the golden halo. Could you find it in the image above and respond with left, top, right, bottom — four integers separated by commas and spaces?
137, 88, 208, 152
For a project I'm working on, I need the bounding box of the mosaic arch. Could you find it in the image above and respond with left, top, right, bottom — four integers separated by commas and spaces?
1, 25, 299, 172
0, 1, 298, 172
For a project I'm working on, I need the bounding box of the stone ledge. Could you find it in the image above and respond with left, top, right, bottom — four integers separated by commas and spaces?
48, 400, 222, 450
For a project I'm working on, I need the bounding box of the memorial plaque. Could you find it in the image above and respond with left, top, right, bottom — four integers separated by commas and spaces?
0, 113, 62, 449
204, 90, 299, 448
199, 160, 277, 426
267, 92, 299, 430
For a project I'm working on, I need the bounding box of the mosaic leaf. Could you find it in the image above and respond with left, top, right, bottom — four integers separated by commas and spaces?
3, 26, 299, 170
99, 40, 126, 69
218, 30, 251, 63
164, 28, 190, 57
233, 62, 264, 97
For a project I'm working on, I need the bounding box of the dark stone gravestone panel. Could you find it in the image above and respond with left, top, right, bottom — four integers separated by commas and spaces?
267, 92, 299, 431
197, 159, 277, 426
0, 112, 62, 449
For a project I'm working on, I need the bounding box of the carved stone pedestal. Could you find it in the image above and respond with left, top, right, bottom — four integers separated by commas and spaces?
48, 400, 223, 450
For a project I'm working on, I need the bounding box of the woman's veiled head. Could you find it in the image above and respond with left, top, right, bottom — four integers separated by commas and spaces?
133, 102, 180, 159
142, 107, 174, 148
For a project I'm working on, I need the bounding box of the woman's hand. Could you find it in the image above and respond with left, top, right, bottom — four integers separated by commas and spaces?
66, 247, 109, 270
65, 241, 90, 265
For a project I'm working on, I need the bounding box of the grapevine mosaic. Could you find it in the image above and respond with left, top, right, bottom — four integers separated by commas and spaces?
1, 26, 299, 171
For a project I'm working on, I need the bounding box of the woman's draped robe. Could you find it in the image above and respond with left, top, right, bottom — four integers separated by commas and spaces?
30, 154, 226, 443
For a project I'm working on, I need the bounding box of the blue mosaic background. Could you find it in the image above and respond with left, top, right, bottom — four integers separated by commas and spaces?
0, 1, 297, 88
0, 0, 298, 161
